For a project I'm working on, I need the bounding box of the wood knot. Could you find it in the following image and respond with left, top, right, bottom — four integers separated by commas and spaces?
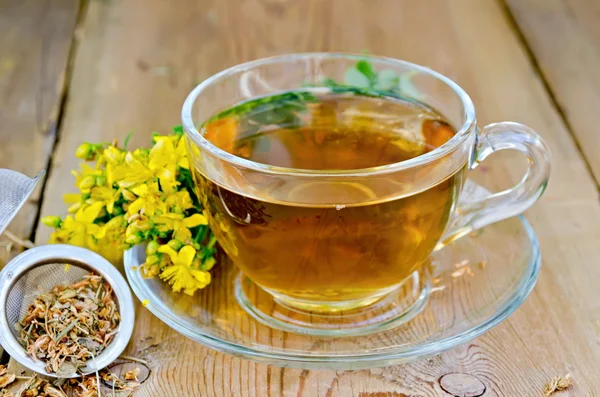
439, 373, 486, 397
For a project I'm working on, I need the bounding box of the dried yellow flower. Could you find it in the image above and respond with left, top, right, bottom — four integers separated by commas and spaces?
124, 368, 140, 381
0, 372, 14, 390
544, 373, 573, 396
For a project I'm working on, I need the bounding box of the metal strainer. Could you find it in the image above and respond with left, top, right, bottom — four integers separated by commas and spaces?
0, 169, 45, 235
0, 245, 135, 378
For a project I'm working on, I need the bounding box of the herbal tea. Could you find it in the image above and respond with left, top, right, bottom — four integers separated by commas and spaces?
195, 92, 466, 309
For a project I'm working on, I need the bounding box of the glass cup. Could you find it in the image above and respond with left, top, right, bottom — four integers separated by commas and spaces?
182, 53, 550, 325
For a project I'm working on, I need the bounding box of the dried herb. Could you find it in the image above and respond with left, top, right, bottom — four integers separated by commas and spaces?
123, 368, 139, 382
100, 369, 140, 396
18, 273, 120, 375
0, 365, 16, 391
70, 375, 100, 397
0, 365, 16, 396
12, 364, 143, 397
19, 375, 78, 397
17, 376, 47, 397
544, 373, 573, 396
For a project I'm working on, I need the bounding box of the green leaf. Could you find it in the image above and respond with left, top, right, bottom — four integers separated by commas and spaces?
206, 91, 316, 129
123, 130, 133, 150
355, 59, 377, 85
343, 67, 371, 88
376, 69, 400, 91
398, 70, 424, 100
172, 125, 184, 136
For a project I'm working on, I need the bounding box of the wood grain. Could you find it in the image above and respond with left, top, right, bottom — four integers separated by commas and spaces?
505, 0, 600, 184
19, 0, 600, 395
0, 0, 80, 265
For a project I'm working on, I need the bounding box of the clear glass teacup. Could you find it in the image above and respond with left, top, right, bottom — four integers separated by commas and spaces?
182, 53, 550, 323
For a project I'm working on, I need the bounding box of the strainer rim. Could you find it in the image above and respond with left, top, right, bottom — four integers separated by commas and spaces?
0, 244, 135, 378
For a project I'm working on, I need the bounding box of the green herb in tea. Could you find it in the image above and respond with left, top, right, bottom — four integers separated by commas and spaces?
18, 273, 120, 375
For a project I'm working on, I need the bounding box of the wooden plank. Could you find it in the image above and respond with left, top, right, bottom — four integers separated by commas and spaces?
31, 0, 600, 395
0, 0, 80, 265
505, 0, 600, 183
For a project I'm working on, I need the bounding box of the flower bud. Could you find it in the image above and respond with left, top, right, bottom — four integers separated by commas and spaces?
105, 216, 124, 230
75, 143, 93, 160
95, 175, 106, 186
122, 190, 137, 201
125, 226, 142, 244
41, 216, 62, 228
202, 257, 216, 271
146, 254, 159, 265
146, 240, 160, 255
79, 175, 95, 190
125, 233, 142, 244
167, 240, 183, 251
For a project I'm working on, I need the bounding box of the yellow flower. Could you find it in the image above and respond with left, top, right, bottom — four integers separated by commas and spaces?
165, 191, 194, 213
72, 164, 103, 193
90, 186, 120, 214
125, 215, 152, 244
48, 228, 70, 245
45, 128, 218, 294
148, 138, 180, 194
103, 215, 127, 241
155, 213, 208, 242
112, 152, 154, 188
152, 135, 189, 170
112, 139, 183, 194
158, 245, 211, 295
55, 202, 106, 249
176, 136, 190, 169
127, 182, 166, 217
99, 145, 127, 185
63, 193, 86, 213
97, 237, 126, 264
102, 145, 126, 165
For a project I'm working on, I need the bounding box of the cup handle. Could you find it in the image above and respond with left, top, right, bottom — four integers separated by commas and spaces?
437, 121, 551, 248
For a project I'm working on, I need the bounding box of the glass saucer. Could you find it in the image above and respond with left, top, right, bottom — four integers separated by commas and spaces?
124, 182, 541, 370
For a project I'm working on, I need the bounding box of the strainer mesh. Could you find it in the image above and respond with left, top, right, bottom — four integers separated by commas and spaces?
0, 169, 41, 234
5, 263, 117, 341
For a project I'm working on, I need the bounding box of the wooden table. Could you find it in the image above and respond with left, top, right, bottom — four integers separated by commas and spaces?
1, 0, 599, 395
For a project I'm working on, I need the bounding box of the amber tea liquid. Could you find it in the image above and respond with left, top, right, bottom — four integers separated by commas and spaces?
194, 92, 466, 310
